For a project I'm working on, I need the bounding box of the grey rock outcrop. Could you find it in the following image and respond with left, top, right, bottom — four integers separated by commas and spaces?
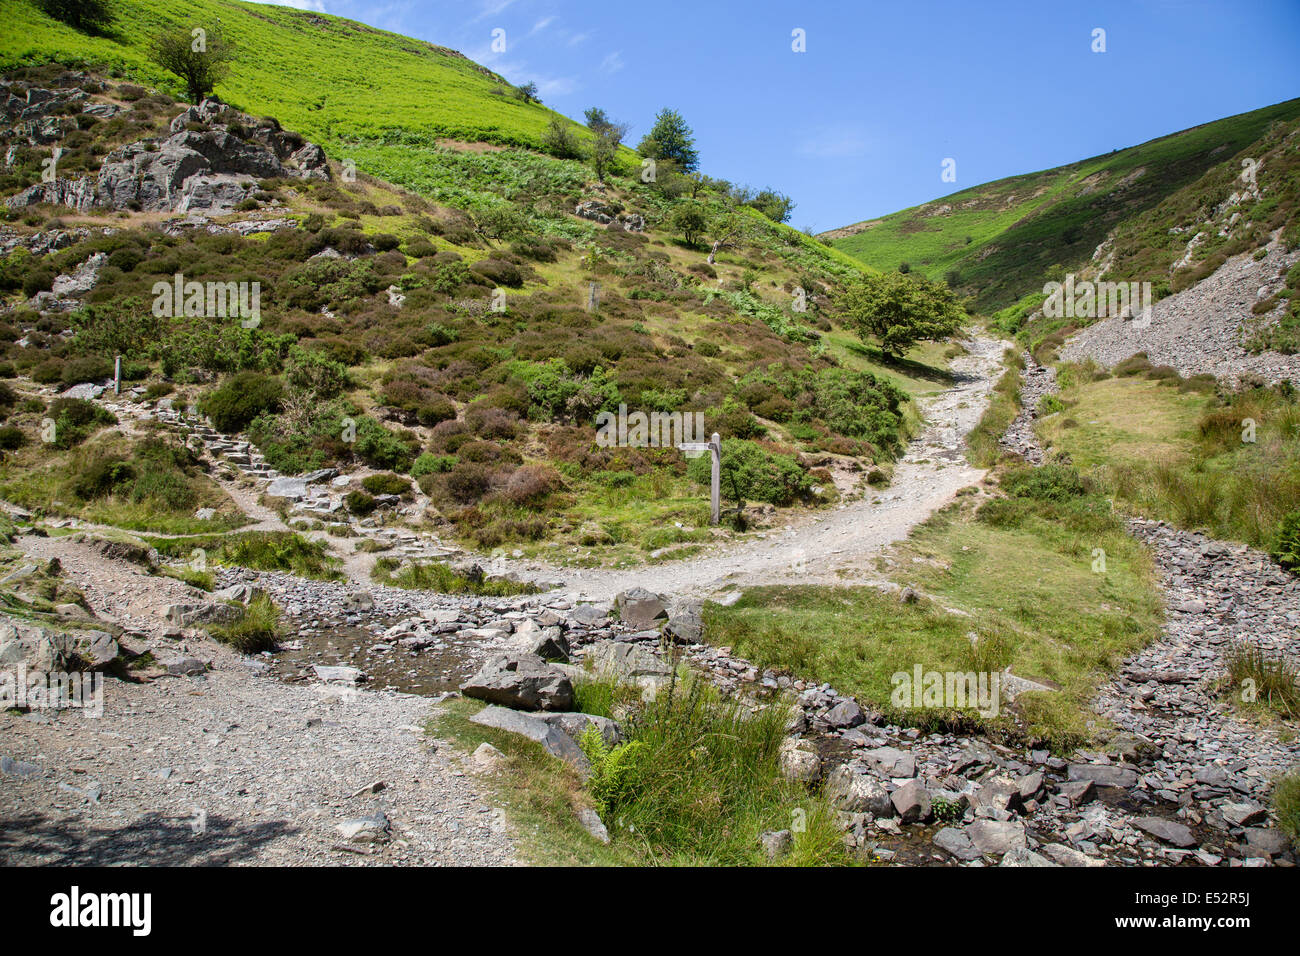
7, 96, 330, 215
460, 653, 575, 712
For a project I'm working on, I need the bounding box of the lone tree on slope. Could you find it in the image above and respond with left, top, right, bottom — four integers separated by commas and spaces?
841, 271, 966, 358
149, 23, 235, 104
585, 107, 631, 181
637, 108, 700, 173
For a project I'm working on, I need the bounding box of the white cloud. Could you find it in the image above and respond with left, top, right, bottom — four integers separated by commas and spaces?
473, 0, 518, 21
536, 74, 578, 97
599, 51, 624, 74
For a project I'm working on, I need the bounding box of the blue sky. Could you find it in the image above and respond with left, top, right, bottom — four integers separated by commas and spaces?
257, 0, 1300, 232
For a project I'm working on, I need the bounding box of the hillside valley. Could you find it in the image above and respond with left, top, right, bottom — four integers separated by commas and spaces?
0, 0, 1297, 876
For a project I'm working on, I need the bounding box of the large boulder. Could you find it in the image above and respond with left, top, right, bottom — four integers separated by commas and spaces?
460, 653, 575, 712
266, 477, 309, 500
1067, 762, 1138, 789
9, 97, 331, 215
585, 641, 672, 698
664, 601, 703, 644
779, 738, 822, 785
1132, 816, 1196, 848
614, 587, 668, 629
162, 602, 243, 628
568, 604, 609, 628
536, 711, 621, 747
890, 780, 932, 823
508, 623, 570, 663
0, 619, 120, 672
824, 765, 894, 816
967, 819, 1027, 856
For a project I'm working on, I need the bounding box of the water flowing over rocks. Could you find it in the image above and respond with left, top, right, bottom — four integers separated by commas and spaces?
998, 353, 1055, 465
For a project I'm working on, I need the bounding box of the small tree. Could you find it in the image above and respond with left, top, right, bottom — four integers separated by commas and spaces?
37, 0, 112, 33
707, 211, 745, 265
516, 81, 540, 104
745, 188, 795, 223
541, 118, 583, 159
841, 271, 966, 357
637, 108, 699, 172
592, 124, 630, 182
149, 24, 234, 104
669, 202, 708, 247
584, 107, 613, 134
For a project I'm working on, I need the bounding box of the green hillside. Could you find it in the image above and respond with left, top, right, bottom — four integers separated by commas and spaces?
0, 1, 940, 564
824, 97, 1300, 312
0, 0, 571, 153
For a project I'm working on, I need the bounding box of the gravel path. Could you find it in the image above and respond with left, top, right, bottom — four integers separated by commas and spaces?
508, 334, 1010, 601
0, 536, 518, 867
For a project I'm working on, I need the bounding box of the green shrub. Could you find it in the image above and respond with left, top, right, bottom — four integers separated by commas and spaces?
370, 557, 537, 596
48, 397, 116, 448
1274, 511, 1300, 572
470, 258, 524, 288
200, 372, 283, 433
1039, 394, 1066, 416
155, 531, 340, 580
411, 452, 457, 478
0, 426, 25, 450
1000, 464, 1089, 502
345, 490, 377, 515
361, 472, 412, 496
689, 438, 812, 507
59, 354, 113, 386
579, 726, 649, 816
352, 417, 417, 471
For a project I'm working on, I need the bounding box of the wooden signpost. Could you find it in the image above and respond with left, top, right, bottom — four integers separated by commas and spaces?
677, 432, 721, 525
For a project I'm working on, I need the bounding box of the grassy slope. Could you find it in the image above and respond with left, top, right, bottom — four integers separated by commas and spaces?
705, 490, 1163, 751
824, 97, 1300, 311
1, 3, 934, 561
1038, 366, 1300, 552
0, 0, 570, 151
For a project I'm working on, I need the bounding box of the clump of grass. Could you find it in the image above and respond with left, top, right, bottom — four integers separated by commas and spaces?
431, 674, 846, 867
575, 674, 848, 865
153, 532, 342, 581
1274, 772, 1300, 850
1224, 642, 1300, 718
209, 594, 282, 654
572, 677, 641, 718
370, 557, 537, 596
169, 568, 214, 591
